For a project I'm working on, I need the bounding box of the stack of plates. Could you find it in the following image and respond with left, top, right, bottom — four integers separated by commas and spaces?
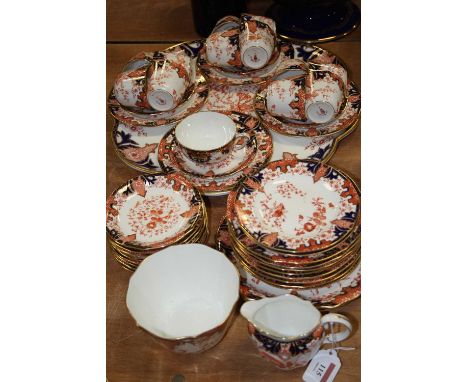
218, 158, 361, 307
106, 173, 208, 271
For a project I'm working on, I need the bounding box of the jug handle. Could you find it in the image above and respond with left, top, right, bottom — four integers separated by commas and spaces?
320, 313, 353, 344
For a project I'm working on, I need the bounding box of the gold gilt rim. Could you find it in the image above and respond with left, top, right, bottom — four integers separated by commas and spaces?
110, 222, 210, 271
109, 213, 210, 256
108, 201, 208, 253
232, 248, 360, 289
107, 180, 206, 251
232, 241, 360, 279
227, 214, 360, 267
232, 160, 361, 255
110, 118, 167, 175
254, 81, 360, 139
215, 216, 361, 307
230, 231, 361, 274
168, 121, 259, 179
232, 244, 360, 283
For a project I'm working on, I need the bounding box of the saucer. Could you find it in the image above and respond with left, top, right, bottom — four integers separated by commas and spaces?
171, 126, 258, 178
106, 173, 204, 250
158, 112, 273, 196
254, 81, 361, 137
199, 49, 285, 86
112, 120, 175, 173
108, 70, 208, 127
216, 218, 361, 308
269, 118, 359, 162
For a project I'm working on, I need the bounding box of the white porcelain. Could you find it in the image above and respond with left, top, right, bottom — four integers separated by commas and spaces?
239, 14, 276, 69
241, 295, 352, 369
175, 111, 241, 164
269, 130, 336, 162
308, 75, 344, 123
126, 244, 239, 353
114, 59, 151, 109
206, 27, 240, 69
240, 14, 276, 69
146, 51, 193, 111
266, 77, 310, 120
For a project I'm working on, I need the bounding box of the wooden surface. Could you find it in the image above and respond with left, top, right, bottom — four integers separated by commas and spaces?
107, 0, 360, 43
107, 5, 361, 381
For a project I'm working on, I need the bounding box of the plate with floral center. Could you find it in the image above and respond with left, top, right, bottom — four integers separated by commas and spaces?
158, 112, 272, 196
106, 173, 204, 250
226, 185, 361, 264
234, 159, 360, 254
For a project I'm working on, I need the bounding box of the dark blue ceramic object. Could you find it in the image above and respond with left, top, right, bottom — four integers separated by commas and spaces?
266, 0, 360, 42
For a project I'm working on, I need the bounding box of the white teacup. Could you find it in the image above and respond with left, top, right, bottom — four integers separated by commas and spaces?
114, 58, 152, 110
206, 26, 241, 69
146, 51, 193, 112
126, 244, 239, 353
175, 111, 247, 164
239, 14, 276, 69
266, 68, 346, 123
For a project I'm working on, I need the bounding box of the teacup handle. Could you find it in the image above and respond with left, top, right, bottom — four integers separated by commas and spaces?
321, 313, 353, 343
233, 133, 251, 151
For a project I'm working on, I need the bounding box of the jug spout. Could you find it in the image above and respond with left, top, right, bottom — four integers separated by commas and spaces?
240, 294, 322, 340
240, 297, 275, 323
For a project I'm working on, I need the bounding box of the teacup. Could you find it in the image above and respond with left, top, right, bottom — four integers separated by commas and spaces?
126, 244, 239, 354
146, 51, 194, 112
266, 67, 345, 124
206, 25, 241, 69
307, 66, 347, 124
113, 58, 152, 110
239, 14, 276, 69
241, 294, 352, 370
175, 111, 248, 164
266, 75, 311, 121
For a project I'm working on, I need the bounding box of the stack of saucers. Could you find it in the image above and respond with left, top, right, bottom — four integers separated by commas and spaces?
106, 173, 208, 271
217, 158, 361, 308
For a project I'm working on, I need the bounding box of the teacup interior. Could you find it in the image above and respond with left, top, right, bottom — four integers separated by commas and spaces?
123, 58, 150, 72
253, 300, 320, 338
175, 112, 236, 151
127, 244, 239, 339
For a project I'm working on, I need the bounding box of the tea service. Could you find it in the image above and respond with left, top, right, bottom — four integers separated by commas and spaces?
107, 14, 361, 373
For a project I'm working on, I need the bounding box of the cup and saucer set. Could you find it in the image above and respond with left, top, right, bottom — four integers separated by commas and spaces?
108, 13, 361, 196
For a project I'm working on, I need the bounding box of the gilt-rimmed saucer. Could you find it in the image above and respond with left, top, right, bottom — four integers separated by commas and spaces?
112, 120, 175, 173
216, 218, 361, 308
233, 159, 361, 254
106, 173, 204, 250
158, 112, 272, 196
108, 70, 208, 127
199, 50, 285, 86
254, 81, 361, 137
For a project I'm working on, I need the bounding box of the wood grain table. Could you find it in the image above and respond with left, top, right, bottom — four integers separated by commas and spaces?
107, 3, 360, 380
